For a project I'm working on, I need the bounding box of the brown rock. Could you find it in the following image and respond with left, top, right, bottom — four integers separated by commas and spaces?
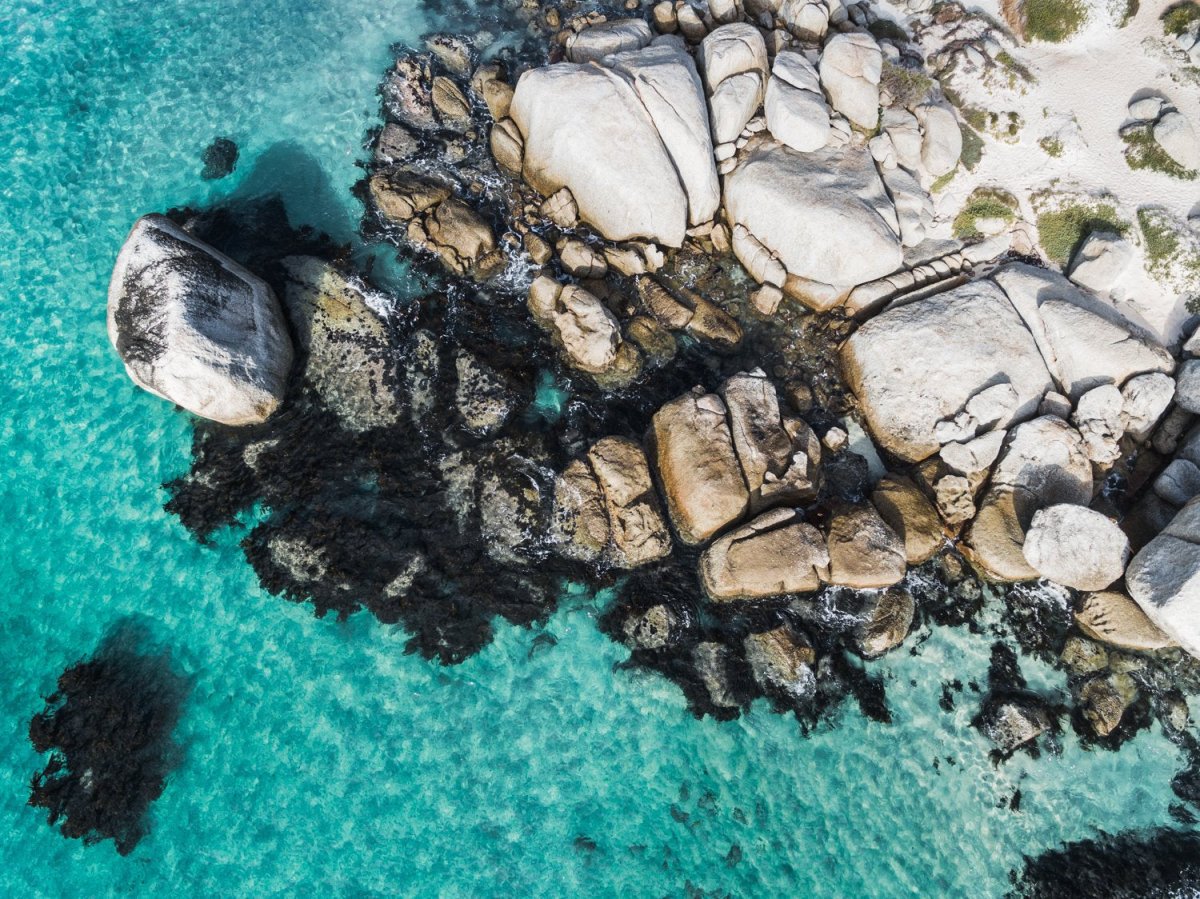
650, 388, 749, 545
699, 508, 829, 601
825, 502, 907, 589
1075, 590, 1176, 651
551, 459, 610, 563
432, 75, 472, 126
636, 276, 693, 330
744, 627, 817, 699
855, 586, 916, 658
871, 475, 944, 564
368, 170, 451, 222
588, 436, 672, 567
489, 118, 524, 175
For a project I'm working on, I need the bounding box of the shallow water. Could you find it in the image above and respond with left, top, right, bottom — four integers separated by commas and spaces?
0, 0, 1195, 895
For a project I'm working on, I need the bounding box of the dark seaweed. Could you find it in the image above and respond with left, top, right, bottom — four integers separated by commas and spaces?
1010, 828, 1200, 897
28, 619, 189, 855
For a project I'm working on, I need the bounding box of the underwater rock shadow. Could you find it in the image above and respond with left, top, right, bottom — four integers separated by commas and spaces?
28, 616, 192, 855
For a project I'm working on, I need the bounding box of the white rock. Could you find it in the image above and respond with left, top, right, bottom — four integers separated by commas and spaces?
1155, 458, 1200, 507
765, 76, 831, 152
1022, 505, 1130, 591
1122, 372, 1175, 441
724, 141, 902, 295
566, 19, 654, 63
709, 71, 764, 144
1068, 231, 1134, 293
1128, 96, 1165, 122
818, 33, 882, 131
966, 384, 1020, 429
992, 263, 1175, 400
511, 45, 718, 247
709, 0, 742, 24
1155, 111, 1200, 172
842, 279, 1054, 462
1176, 359, 1200, 414
940, 429, 1006, 475
700, 23, 769, 92
882, 108, 922, 170
879, 166, 929, 247
1126, 497, 1200, 658
107, 214, 293, 425
915, 103, 962, 178
772, 50, 822, 94
781, 0, 829, 40
1072, 383, 1125, 465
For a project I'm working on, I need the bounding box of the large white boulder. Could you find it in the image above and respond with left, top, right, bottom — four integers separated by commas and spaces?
992, 263, 1174, 399
1154, 111, 1200, 172
511, 44, 719, 246
108, 214, 293, 425
724, 141, 901, 296
764, 52, 830, 152
818, 33, 882, 130
842, 278, 1054, 462
699, 23, 769, 92
1068, 231, 1134, 294
1127, 496, 1200, 658
709, 71, 764, 144
915, 103, 962, 178
1021, 504, 1130, 591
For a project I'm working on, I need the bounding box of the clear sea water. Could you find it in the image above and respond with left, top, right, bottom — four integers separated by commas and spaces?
0, 0, 1193, 895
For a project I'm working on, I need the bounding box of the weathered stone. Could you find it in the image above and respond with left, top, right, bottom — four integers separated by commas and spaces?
1126, 496, 1200, 658
1157, 458, 1200, 507
650, 389, 749, 545
819, 33, 882, 130
566, 19, 654, 63
1075, 590, 1176, 651
854, 586, 916, 658
1122, 372, 1175, 442
624, 604, 681, 650
871, 475, 944, 564
699, 508, 829, 601
825, 502, 907, 589
108, 214, 293, 426
744, 627, 817, 700
454, 351, 514, 437
1021, 504, 1130, 591
588, 436, 673, 568
551, 459, 611, 563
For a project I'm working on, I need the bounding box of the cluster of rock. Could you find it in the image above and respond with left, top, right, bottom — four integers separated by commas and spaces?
1123, 94, 1200, 173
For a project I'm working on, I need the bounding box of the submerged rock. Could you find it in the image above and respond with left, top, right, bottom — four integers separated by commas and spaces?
743, 626, 817, 701
200, 137, 238, 180
108, 214, 293, 426
977, 694, 1052, 755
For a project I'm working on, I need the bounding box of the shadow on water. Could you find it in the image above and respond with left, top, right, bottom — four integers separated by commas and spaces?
1010, 827, 1200, 898
27, 616, 192, 855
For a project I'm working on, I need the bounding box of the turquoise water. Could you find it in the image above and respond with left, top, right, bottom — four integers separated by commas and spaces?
0, 0, 1193, 895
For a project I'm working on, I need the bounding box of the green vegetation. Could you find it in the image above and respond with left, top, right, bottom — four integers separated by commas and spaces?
1162, 1, 1200, 35
1122, 125, 1199, 179
960, 125, 985, 170
995, 51, 1035, 83
1035, 201, 1127, 264
952, 189, 1019, 239
880, 61, 933, 108
1117, 0, 1139, 26
931, 170, 957, 193
1039, 136, 1064, 157
1024, 0, 1087, 41
1138, 208, 1181, 267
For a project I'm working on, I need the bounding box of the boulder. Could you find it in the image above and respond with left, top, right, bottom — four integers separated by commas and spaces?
871, 475, 944, 564
1075, 590, 1176, 651
511, 47, 719, 247
992, 264, 1174, 400
825, 502, 907, 589
842, 278, 1053, 462
1126, 496, 1200, 657
719, 370, 820, 511
744, 627, 817, 700
764, 53, 830, 153
588, 436, 673, 568
1079, 675, 1135, 737
1122, 372, 1175, 442
709, 71, 765, 144
454, 351, 514, 437
650, 388, 750, 545
1071, 383, 1125, 465
1154, 110, 1200, 172
1068, 231, 1134, 293
818, 33, 882, 130
551, 459, 611, 564
1021, 504, 1130, 591
964, 417, 1093, 582
528, 277, 640, 382
853, 586, 916, 658
1155, 458, 1200, 507
879, 166, 932, 247
413, 197, 503, 279
623, 604, 682, 651
566, 19, 654, 63
699, 23, 769, 92
1176, 359, 1200, 414
699, 508, 830, 600
692, 641, 740, 709
977, 695, 1052, 755
915, 103, 962, 177
108, 214, 293, 426
279, 257, 398, 433
725, 141, 902, 297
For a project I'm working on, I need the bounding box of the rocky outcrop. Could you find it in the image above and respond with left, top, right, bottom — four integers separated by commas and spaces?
510, 40, 718, 246
724, 141, 902, 303
528, 276, 641, 385
964, 417, 1093, 582
280, 257, 398, 433
1075, 591, 1176, 651
108, 214, 293, 426
650, 389, 749, 544
842, 278, 1053, 463
1021, 505, 1130, 591
699, 508, 829, 601
764, 52, 830, 153
825, 502, 906, 589
1126, 496, 1200, 657
871, 475, 944, 564
818, 33, 882, 130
